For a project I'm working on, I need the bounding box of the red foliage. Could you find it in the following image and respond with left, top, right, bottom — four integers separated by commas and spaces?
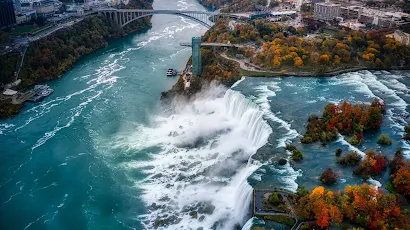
374, 156, 386, 174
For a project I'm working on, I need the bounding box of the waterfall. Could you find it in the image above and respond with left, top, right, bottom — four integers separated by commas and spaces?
224, 89, 272, 227
241, 217, 255, 230
224, 89, 272, 148
129, 87, 273, 229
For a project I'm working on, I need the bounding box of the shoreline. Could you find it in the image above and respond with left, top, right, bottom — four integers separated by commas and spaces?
0, 5, 152, 119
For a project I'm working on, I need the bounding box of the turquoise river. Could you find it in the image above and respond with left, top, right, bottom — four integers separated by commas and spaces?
1, 0, 410, 229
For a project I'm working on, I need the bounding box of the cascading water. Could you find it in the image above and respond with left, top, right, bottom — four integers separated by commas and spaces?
118, 86, 272, 229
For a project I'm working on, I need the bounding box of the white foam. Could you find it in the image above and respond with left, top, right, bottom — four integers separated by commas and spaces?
253, 83, 300, 148
367, 178, 382, 188
241, 217, 255, 230
231, 76, 246, 89
117, 87, 272, 229
336, 134, 365, 157
268, 162, 302, 192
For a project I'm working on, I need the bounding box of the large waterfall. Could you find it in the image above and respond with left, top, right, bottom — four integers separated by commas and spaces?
119, 86, 272, 229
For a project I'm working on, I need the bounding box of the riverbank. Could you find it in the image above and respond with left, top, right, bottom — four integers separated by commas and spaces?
0, 0, 152, 119
225, 53, 410, 77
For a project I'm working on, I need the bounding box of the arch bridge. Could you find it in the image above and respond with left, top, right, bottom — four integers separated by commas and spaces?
97, 8, 220, 28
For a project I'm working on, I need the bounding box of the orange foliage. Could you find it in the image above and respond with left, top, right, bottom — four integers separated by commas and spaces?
392, 166, 410, 196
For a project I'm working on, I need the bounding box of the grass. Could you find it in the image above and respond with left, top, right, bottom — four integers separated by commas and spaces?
11, 24, 50, 35
263, 215, 296, 226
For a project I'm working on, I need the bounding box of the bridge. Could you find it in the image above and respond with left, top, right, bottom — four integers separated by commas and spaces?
97, 8, 218, 28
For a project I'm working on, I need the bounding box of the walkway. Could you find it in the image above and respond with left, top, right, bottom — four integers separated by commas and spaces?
220, 53, 281, 74
180, 42, 255, 48
253, 189, 299, 229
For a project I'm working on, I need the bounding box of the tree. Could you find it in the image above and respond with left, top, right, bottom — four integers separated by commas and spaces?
393, 166, 410, 195
293, 56, 304, 68
320, 168, 338, 185
319, 54, 330, 65
333, 55, 341, 66
377, 133, 392, 145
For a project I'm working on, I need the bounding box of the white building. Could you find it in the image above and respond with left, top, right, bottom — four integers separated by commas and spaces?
386, 30, 410, 46
314, 1, 341, 21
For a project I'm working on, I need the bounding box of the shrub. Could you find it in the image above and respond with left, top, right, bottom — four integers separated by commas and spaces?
353, 151, 387, 178
335, 148, 343, 156
320, 168, 338, 185
291, 150, 304, 161
391, 148, 406, 175
377, 133, 392, 145
268, 192, 280, 205
337, 151, 362, 166
348, 135, 361, 145
296, 186, 309, 198
285, 144, 304, 161
262, 215, 296, 226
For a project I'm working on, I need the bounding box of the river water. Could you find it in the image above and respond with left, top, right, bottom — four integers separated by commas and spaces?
1, 0, 410, 230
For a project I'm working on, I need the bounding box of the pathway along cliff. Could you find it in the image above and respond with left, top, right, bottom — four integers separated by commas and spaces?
2, 1, 410, 230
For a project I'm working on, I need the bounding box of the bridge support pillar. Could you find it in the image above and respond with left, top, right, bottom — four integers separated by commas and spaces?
192, 37, 202, 76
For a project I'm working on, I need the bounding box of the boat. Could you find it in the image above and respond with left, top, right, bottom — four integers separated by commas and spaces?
166, 68, 177, 76
28, 85, 54, 103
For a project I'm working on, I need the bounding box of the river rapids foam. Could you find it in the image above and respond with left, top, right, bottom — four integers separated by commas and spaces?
116, 86, 272, 229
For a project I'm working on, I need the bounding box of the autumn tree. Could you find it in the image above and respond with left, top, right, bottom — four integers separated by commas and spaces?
293, 56, 304, 68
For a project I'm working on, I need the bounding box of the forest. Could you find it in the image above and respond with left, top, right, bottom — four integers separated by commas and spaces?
203, 20, 410, 73
295, 184, 410, 229
18, 14, 150, 87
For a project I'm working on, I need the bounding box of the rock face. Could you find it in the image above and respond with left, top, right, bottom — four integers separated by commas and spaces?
278, 158, 287, 166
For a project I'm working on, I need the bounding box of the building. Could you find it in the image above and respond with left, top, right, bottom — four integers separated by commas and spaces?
0, 0, 16, 29
339, 5, 410, 28
15, 9, 36, 24
386, 30, 410, 46
32, 0, 55, 17
314, 1, 340, 21
13, 0, 21, 12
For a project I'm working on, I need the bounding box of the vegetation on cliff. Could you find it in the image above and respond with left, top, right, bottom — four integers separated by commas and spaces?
198, 0, 267, 12
0, 99, 24, 118
19, 15, 150, 87
0, 53, 19, 85
301, 100, 384, 144
0, 0, 152, 120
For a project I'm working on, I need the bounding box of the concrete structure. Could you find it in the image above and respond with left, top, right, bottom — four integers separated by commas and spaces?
97, 8, 217, 28
386, 30, 410, 46
192, 37, 201, 76
314, 1, 340, 21
32, 0, 55, 17
339, 5, 410, 28
13, 0, 21, 12
3, 89, 18, 96
16, 13, 28, 24
0, 0, 16, 29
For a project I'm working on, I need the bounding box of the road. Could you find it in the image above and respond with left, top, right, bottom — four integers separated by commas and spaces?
28, 18, 84, 42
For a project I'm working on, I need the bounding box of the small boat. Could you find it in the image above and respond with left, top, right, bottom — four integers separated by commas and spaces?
29, 85, 54, 103
166, 68, 177, 77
